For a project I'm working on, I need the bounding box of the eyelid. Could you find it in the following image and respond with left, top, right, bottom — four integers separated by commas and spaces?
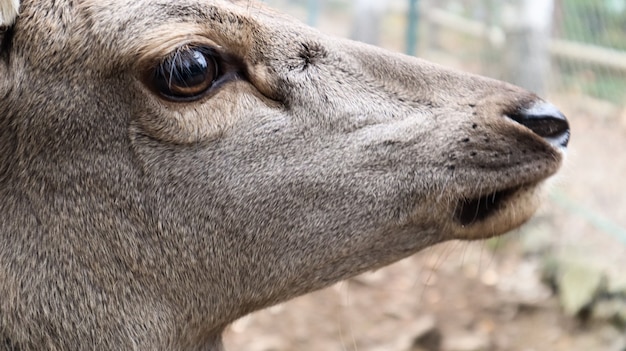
135, 33, 222, 71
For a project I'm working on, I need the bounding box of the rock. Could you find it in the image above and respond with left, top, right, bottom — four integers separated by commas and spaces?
368, 315, 441, 351
592, 299, 626, 324
442, 333, 491, 351
597, 324, 626, 351
405, 315, 441, 351
410, 327, 443, 351
611, 338, 626, 351
543, 252, 608, 317
615, 308, 626, 326
557, 260, 605, 316
540, 255, 560, 289
607, 273, 626, 296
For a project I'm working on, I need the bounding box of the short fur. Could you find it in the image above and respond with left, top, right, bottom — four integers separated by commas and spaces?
0, 1, 568, 350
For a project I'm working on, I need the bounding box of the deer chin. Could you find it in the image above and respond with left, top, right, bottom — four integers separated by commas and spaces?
447, 182, 544, 240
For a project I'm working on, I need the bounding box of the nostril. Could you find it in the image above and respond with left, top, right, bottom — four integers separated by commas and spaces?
508, 102, 570, 148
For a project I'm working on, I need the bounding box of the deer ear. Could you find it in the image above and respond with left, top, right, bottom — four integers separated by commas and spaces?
0, 0, 20, 27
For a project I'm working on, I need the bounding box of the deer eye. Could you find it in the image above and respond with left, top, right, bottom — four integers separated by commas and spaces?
151, 46, 219, 101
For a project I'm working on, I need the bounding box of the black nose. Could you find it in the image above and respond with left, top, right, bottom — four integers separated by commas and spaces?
509, 102, 570, 148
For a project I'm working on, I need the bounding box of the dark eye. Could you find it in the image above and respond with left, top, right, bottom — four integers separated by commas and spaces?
151, 46, 219, 100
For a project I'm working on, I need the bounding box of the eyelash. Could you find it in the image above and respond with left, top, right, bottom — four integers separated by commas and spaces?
150, 45, 222, 101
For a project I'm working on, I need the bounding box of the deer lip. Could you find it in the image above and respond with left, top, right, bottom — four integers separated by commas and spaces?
453, 186, 522, 226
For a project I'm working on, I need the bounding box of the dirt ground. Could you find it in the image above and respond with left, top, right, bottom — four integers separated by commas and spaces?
223, 101, 626, 350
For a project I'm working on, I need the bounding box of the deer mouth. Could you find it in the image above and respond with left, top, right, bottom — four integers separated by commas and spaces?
453, 186, 523, 226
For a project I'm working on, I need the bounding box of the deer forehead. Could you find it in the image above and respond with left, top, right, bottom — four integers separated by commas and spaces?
0, 0, 19, 26
37, 0, 279, 71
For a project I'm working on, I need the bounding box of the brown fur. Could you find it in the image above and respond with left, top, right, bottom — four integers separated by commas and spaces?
0, 0, 568, 350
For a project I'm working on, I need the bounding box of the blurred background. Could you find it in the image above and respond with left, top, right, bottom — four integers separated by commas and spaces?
225, 1, 626, 350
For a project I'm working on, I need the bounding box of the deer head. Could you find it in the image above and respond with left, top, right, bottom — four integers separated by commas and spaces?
0, 0, 569, 350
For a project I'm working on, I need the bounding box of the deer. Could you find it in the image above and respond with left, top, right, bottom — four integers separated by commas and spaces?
0, 0, 570, 350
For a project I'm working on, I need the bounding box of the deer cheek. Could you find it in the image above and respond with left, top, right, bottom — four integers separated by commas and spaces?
132, 83, 260, 144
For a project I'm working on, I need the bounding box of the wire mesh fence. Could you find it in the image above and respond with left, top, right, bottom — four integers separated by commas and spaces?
553, 0, 626, 105
421, 0, 626, 109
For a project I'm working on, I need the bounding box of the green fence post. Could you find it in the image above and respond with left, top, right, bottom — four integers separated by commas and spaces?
308, 0, 320, 27
407, 0, 419, 56
406, 0, 419, 56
